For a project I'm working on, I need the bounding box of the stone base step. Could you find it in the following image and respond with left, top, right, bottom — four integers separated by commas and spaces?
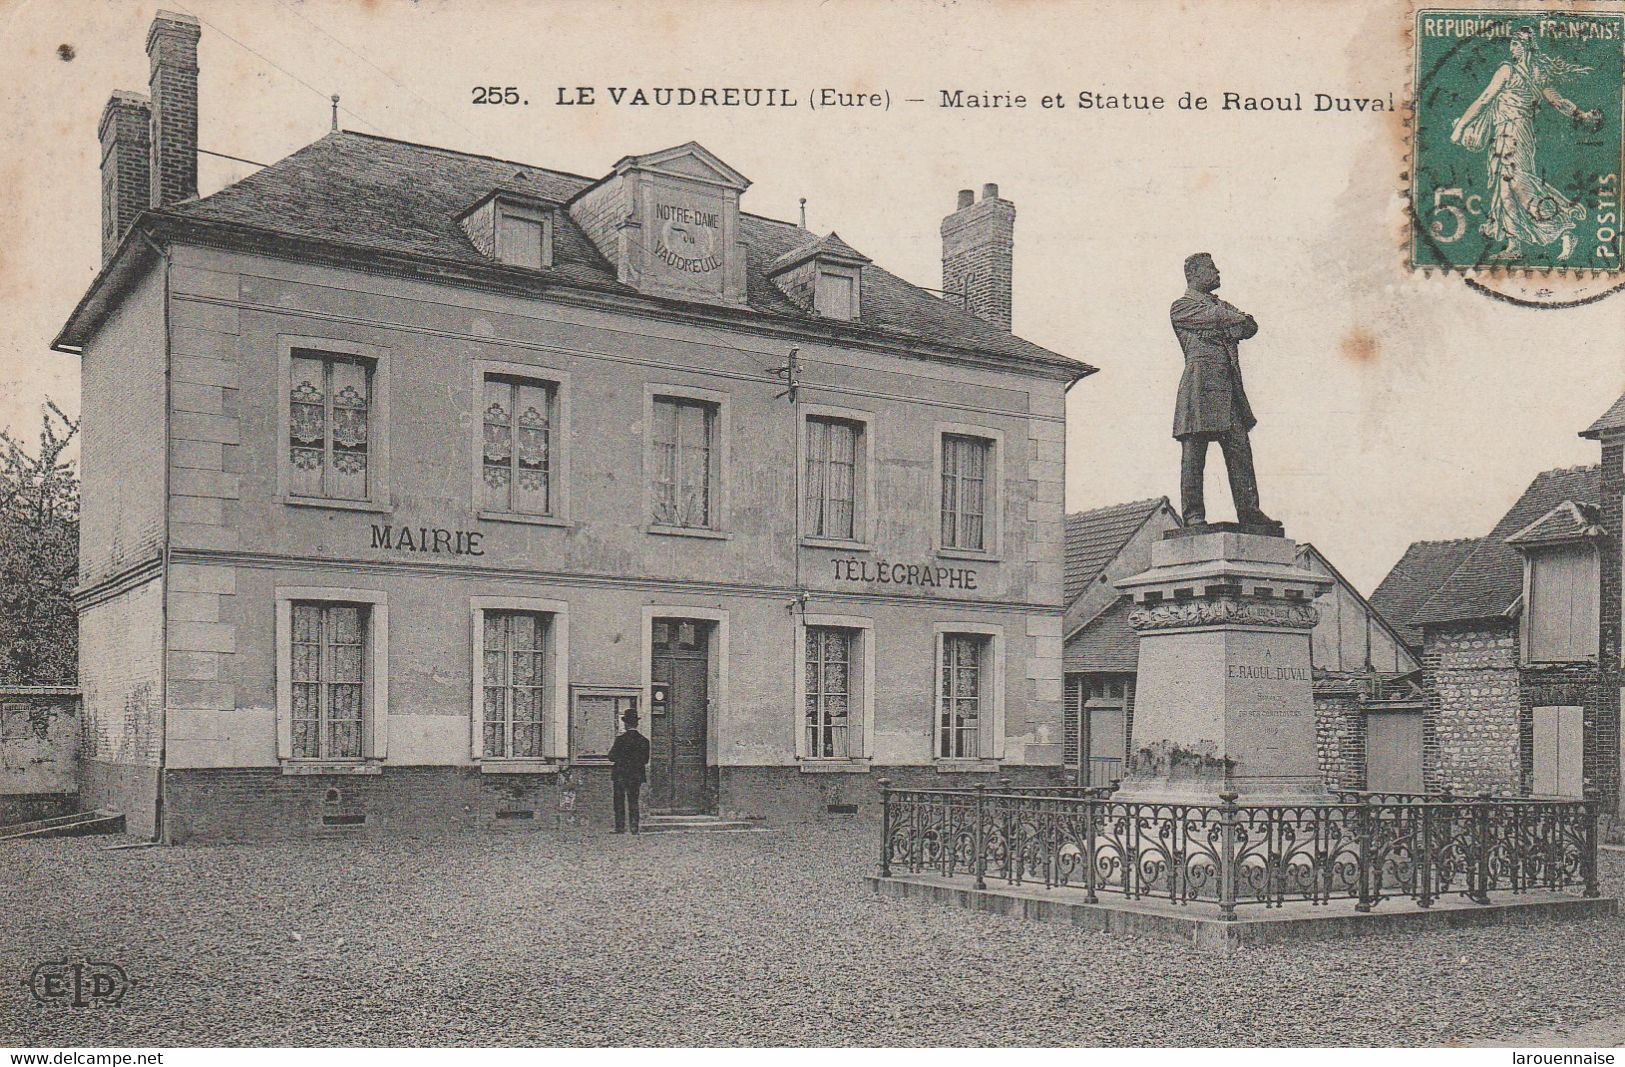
638, 813, 769, 834
0, 809, 126, 842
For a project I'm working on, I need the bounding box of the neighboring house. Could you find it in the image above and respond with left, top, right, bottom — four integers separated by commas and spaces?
1373, 449, 1620, 807
1062, 498, 1180, 785
58, 15, 1093, 841
1061, 498, 1417, 787
1369, 538, 1483, 658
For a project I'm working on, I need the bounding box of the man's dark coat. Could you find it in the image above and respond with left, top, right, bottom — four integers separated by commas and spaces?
1170, 289, 1259, 439
608, 728, 651, 784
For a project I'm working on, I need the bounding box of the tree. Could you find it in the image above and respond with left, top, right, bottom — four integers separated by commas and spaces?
0, 400, 79, 684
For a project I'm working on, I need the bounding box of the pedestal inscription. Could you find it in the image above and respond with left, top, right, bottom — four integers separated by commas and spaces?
1114, 529, 1333, 802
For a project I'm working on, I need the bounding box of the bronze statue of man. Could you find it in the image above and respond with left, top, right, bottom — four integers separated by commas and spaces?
1170, 253, 1277, 530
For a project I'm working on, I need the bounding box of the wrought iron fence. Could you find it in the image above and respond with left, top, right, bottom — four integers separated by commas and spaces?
878, 782, 1600, 919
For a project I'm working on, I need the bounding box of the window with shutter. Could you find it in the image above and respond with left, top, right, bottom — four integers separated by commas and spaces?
651, 396, 719, 529
804, 626, 858, 758
939, 633, 987, 758
482, 375, 556, 516
1526, 546, 1599, 663
805, 416, 862, 541
941, 434, 992, 551
481, 611, 550, 759
290, 602, 369, 760
497, 209, 545, 268
289, 351, 372, 501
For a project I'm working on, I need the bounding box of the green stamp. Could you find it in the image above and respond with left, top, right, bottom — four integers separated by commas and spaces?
1412, 10, 1623, 271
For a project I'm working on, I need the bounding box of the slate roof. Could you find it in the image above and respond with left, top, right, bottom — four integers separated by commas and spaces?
1505, 500, 1605, 547
1581, 394, 1625, 439
769, 231, 871, 274
1063, 597, 1139, 674
1410, 465, 1601, 627
1368, 538, 1481, 649
140, 131, 1087, 372
1063, 498, 1170, 604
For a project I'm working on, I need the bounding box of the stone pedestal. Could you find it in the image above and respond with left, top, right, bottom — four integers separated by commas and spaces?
1113, 526, 1334, 802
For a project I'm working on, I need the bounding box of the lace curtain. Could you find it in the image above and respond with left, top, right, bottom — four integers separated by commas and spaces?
289, 354, 369, 500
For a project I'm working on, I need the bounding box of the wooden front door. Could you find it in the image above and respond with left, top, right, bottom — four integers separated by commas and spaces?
1366, 709, 1424, 794
650, 619, 710, 813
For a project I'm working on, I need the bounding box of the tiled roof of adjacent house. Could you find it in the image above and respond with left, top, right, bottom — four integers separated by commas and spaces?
1505, 500, 1605, 546
1063, 596, 1139, 674
1063, 498, 1170, 604
1580, 394, 1625, 439
1368, 537, 1481, 649
153, 131, 1086, 372
1410, 465, 1601, 627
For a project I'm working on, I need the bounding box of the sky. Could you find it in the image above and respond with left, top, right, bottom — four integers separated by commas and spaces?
1, 0, 1621, 593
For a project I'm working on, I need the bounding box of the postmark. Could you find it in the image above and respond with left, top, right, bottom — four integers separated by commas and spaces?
1411, 9, 1624, 274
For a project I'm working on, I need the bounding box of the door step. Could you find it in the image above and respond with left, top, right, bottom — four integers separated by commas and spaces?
0, 809, 126, 842
638, 813, 771, 834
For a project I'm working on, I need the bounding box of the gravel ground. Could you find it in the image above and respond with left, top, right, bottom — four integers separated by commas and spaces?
3, 826, 1624, 1046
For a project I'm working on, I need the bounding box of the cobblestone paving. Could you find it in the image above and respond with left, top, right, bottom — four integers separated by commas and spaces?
3, 827, 1622, 1046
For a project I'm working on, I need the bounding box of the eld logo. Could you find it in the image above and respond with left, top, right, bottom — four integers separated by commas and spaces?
23, 960, 130, 1008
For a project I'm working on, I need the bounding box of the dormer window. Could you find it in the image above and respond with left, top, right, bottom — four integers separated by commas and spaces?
768, 231, 870, 321
458, 192, 556, 270
1523, 544, 1600, 664
815, 269, 858, 321
497, 201, 549, 269
1507, 500, 1605, 665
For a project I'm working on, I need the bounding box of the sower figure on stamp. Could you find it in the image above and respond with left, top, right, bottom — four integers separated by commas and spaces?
1170, 253, 1279, 532
608, 709, 650, 834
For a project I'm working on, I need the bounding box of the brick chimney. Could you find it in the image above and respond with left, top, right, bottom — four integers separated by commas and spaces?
146, 10, 201, 209
941, 183, 1015, 331
98, 91, 151, 263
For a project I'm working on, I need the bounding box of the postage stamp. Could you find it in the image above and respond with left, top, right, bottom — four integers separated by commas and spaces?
1411, 9, 1624, 272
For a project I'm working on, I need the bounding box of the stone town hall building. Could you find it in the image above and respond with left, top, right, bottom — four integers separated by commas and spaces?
56, 13, 1091, 841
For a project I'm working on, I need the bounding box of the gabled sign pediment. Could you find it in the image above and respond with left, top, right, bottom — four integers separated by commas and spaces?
613, 141, 751, 191
571, 141, 752, 307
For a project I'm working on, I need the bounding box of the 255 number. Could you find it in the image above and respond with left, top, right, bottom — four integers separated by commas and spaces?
472, 86, 524, 105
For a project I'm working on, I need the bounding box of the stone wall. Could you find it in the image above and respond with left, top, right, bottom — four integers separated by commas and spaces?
1422, 622, 1522, 794
159, 763, 1068, 842
1313, 686, 1365, 790
0, 687, 80, 826
78, 578, 164, 835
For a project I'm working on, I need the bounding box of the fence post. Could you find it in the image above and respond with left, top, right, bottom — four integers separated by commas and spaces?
1218, 792, 1239, 922
973, 783, 988, 890
879, 778, 893, 878
1001, 783, 1016, 883
1584, 798, 1602, 899
1355, 794, 1375, 913
1084, 792, 1099, 904
1472, 791, 1492, 905
1418, 800, 1434, 909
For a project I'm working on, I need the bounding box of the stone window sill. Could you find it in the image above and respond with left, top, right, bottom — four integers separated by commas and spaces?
801, 536, 872, 553
934, 759, 1001, 774
280, 760, 383, 776
799, 759, 872, 774
283, 495, 392, 516
937, 547, 1001, 564
478, 760, 561, 774
478, 510, 572, 530
647, 524, 731, 542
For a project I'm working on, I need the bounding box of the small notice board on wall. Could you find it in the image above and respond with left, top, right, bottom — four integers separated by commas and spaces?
570, 685, 639, 763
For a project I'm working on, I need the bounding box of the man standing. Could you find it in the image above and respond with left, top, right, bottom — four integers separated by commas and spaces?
607, 709, 651, 834
1170, 253, 1278, 531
